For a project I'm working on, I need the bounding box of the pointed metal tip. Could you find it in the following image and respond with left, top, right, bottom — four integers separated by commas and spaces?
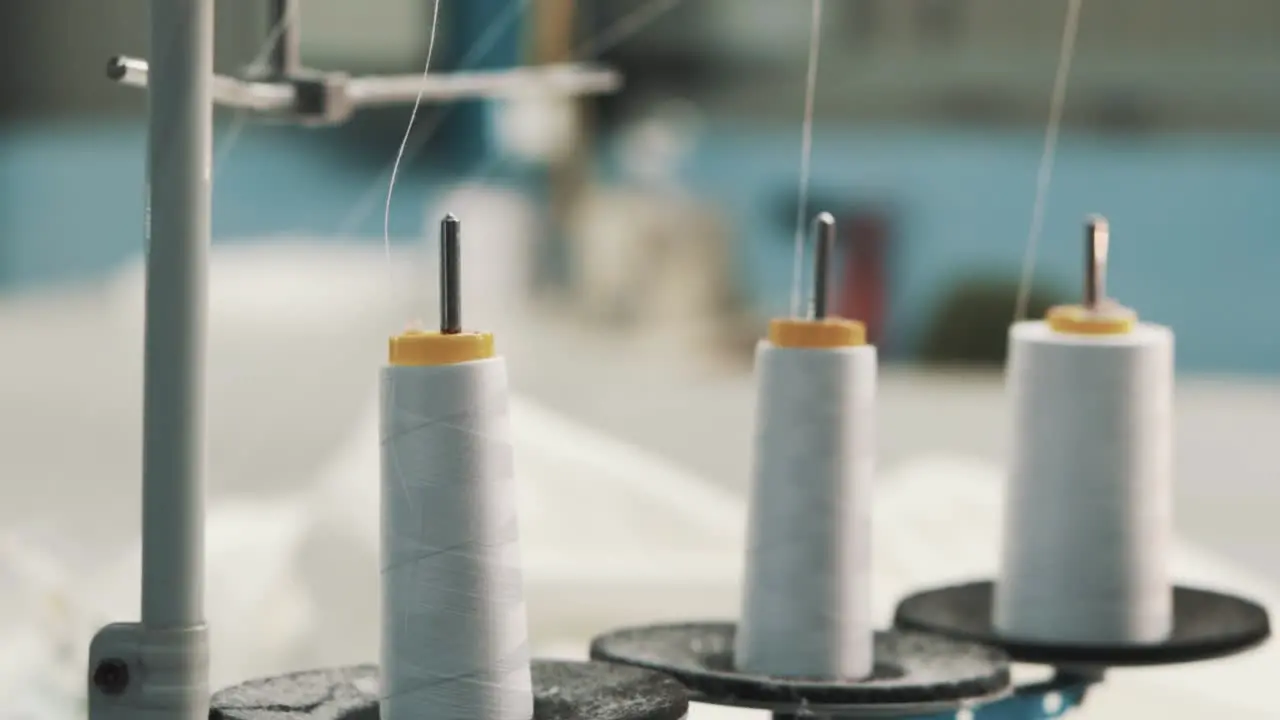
1087, 214, 1110, 262
442, 213, 460, 226
1084, 214, 1110, 308
811, 212, 837, 320
1087, 212, 1109, 238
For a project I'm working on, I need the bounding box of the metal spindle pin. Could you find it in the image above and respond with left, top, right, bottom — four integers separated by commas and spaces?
440, 214, 462, 334
1084, 215, 1110, 310
812, 212, 836, 320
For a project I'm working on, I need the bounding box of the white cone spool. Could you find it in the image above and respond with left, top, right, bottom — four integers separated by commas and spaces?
380, 357, 534, 720
735, 339, 877, 679
995, 320, 1175, 644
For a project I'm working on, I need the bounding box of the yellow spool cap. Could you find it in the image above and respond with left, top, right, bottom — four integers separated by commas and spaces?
768, 318, 867, 349
389, 330, 495, 366
1045, 303, 1137, 336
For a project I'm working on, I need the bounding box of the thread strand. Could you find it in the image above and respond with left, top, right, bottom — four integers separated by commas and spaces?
383, 0, 445, 316
336, 0, 535, 237
789, 0, 825, 319
1014, 0, 1084, 322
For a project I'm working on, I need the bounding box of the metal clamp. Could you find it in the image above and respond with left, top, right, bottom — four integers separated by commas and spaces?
88, 622, 210, 720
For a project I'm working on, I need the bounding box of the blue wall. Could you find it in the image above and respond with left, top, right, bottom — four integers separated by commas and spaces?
2, 123, 1278, 375
671, 126, 1280, 375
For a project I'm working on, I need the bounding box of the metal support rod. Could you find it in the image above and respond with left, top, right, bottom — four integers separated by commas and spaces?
142, 0, 212, 634
440, 214, 462, 334
267, 0, 302, 78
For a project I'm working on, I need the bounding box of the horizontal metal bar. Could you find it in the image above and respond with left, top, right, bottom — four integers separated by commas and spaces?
343, 63, 622, 106
109, 56, 296, 113
107, 56, 621, 117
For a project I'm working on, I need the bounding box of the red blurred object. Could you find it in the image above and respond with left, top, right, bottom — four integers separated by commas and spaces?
837, 211, 890, 346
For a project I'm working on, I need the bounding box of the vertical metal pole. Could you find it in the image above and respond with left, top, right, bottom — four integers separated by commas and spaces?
88, 4, 212, 717
142, 0, 212, 637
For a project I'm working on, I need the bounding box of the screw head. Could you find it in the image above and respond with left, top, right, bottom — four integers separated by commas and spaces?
93, 658, 130, 696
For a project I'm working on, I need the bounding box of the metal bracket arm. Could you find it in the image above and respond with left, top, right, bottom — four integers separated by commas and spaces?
107, 55, 623, 126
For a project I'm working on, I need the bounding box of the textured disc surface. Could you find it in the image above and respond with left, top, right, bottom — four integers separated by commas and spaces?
589, 622, 1009, 716
894, 581, 1272, 666
209, 659, 690, 720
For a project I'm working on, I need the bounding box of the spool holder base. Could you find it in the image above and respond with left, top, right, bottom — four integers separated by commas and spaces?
209, 659, 691, 720
589, 622, 1011, 719
893, 581, 1271, 667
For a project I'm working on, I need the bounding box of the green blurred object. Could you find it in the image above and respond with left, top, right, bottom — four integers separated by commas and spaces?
919, 276, 1064, 367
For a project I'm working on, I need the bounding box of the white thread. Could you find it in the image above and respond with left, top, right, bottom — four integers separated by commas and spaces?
336, 0, 687, 238
995, 321, 1174, 644
575, 0, 685, 59
789, 0, 825, 319
384, 0, 445, 314
1013, 0, 1083, 322
380, 358, 534, 720
336, 0, 534, 237
735, 340, 876, 679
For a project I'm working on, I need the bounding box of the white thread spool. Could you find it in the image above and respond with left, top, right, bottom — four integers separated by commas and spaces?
380, 350, 534, 720
994, 319, 1175, 645
735, 321, 877, 679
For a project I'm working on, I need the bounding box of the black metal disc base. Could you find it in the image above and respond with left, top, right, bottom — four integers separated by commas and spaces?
589, 622, 1011, 719
893, 580, 1271, 667
209, 659, 691, 720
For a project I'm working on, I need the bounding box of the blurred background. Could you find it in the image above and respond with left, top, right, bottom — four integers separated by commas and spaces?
0, 0, 1278, 718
